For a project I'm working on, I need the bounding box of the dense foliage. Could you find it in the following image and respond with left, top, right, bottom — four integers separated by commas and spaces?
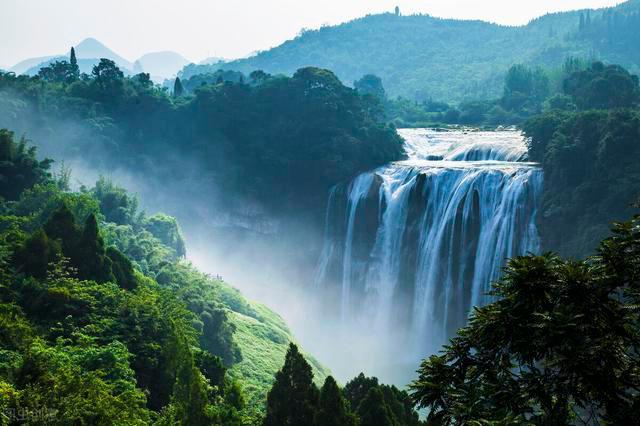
357, 57, 587, 127
0, 129, 52, 201
523, 62, 640, 257
410, 214, 640, 424
0, 57, 402, 213
0, 130, 328, 424
264, 344, 423, 426
563, 61, 640, 109
0, 131, 246, 424
182, 1, 640, 103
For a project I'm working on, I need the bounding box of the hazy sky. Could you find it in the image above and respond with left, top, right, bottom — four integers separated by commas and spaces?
0, 0, 624, 67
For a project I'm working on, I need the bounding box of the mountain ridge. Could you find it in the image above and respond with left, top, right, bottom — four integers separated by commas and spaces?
180, 1, 639, 102
11, 38, 189, 81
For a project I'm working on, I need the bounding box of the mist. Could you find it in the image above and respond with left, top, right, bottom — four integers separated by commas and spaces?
0, 90, 407, 385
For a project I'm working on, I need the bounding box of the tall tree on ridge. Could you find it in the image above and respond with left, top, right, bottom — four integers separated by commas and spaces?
75, 213, 115, 283
315, 376, 356, 426
358, 387, 396, 426
70, 47, 80, 80
264, 343, 318, 426
174, 77, 184, 97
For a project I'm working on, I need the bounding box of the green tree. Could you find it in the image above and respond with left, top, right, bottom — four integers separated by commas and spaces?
354, 74, 386, 99
91, 58, 124, 95
410, 215, 640, 424
133, 72, 153, 89
344, 373, 379, 409
502, 64, 549, 113
174, 76, 184, 97
37, 60, 76, 83
563, 61, 640, 109
264, 343, 319, 426
75, 214, 115, 283
13, 228, 59, 279
106, 246, 138, 290
143, 214, 186, 258
91, 177, 140, 226
69, 47, 80, 80
44, 204, 80, 255
249, 70, 271, 85
358, 387, 396, 426
0, 129, 52, 201
344, 374, 421, 426
315, 376, 356, 426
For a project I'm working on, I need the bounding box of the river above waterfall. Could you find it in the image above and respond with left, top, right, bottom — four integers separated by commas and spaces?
310, 128, 542, 384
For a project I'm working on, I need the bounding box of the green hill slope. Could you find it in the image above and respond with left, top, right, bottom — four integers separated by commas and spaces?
181, 1, 640, 102
227, 300, 329, 417
0, 130, 328, 423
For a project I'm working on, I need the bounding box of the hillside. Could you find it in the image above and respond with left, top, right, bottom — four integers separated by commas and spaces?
181, 1, 640, 102
0, 129, 328, 422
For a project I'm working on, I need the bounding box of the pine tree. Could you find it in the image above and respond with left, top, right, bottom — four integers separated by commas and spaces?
14, 229, 59, 279
344, 373, 379, 409
166, 321, 214, 425
106, 246, 138, 290
44, 204, 80, 255
264, 343, 319, 426
357, 387, 396, 426
174, 77, 184, 97
75, 214, 115, 283
69, 47, 80, 80
315, 376, 356, 426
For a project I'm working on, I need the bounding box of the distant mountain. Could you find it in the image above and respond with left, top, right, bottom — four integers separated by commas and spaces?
181, 0, 640, 103
15, 37, 134, 76
135, 51, 190, 80
73, 37, 134, 69
10, 55, 57, 74
12, 39, 191, 82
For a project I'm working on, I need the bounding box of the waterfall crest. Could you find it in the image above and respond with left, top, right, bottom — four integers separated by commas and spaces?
314, 128, 542, 358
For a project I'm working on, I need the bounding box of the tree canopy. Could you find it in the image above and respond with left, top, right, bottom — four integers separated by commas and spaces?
0, 130, 51, 201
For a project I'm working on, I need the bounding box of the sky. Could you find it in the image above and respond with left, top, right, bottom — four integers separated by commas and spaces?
0, 0, 624, 68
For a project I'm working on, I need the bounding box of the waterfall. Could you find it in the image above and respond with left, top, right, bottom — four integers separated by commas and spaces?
314, 128, 542, 357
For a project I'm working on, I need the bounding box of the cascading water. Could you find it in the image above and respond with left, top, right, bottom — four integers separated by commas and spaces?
314, 128, 542, 365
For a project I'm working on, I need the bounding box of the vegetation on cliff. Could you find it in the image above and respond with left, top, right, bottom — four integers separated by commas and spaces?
523, 61, 640, 257
0, 58, 402, 212
0, 130, 328, 424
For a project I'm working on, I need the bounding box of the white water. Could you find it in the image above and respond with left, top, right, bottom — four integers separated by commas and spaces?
314, 128, 542, 368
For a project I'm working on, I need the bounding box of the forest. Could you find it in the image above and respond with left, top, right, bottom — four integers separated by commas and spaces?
183, 1, 640, 103
0, 58, 401, 214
